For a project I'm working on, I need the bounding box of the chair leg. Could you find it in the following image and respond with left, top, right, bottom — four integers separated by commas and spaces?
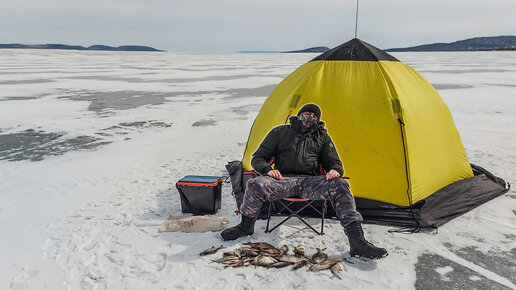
266, 201, 297, 233
265, 199, 327, 235
280, 201, 323, 235
293, 211, 322, 235
265, 201, 273, 233
321, 200, 327, 235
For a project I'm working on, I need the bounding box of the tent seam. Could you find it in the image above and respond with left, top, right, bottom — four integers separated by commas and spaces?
376, 62, 416, 207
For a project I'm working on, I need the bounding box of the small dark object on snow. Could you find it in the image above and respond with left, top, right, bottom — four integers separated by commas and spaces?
253, 255, 278, 267
211, 242, 344, 278
245, 241, 276, 250
268, 261, 292, 269
330, 263, 343, 279
200, 245, 224, 256
292, 259, 309, 270
309, 258, 342, 271
279, 244, 289, 255
312, 248, 328, 264
294, 246, 305, 257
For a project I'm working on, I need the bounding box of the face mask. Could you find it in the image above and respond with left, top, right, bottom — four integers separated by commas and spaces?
298, 112, 318, 132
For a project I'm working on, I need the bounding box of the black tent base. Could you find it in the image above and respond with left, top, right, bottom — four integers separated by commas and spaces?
260, 167, 509, 229
356, 173, 508, 228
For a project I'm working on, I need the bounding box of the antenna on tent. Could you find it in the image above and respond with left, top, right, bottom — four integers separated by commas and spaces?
354, 0, 360, 39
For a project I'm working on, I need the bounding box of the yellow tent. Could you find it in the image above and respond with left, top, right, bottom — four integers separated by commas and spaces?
229, 39, 507, 227
243, 38, 474, 207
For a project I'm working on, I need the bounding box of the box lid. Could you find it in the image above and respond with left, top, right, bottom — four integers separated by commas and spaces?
178, 175, 222, 184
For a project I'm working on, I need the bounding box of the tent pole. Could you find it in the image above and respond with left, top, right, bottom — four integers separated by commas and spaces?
354, 0, 359, 39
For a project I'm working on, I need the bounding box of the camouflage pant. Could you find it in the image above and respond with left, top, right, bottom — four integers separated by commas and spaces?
240, 175, 363, 227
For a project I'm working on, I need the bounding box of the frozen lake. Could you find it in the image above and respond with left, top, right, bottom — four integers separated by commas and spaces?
0, 49, 515, 289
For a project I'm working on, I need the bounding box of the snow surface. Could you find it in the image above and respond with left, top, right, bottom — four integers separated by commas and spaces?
0, 49, 515, 290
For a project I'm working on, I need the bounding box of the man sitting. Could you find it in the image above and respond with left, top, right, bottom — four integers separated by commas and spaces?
221, 104, 387, 259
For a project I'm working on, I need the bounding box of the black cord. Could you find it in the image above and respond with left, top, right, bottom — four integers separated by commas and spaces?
388, 225, 438, 234
389, 117, 423, 234
388, 226, 420, 234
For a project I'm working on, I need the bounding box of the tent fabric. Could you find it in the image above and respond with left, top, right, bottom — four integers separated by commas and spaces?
242, 38, 473, 207
418, 173, 508, 227
379, 62, 474, 203
311, 38, 399, 62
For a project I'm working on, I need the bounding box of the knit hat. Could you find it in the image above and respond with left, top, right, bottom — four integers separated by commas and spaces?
297, 103, 322, 120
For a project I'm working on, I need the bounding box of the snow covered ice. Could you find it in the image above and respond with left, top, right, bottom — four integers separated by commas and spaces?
0, 49, 515, 289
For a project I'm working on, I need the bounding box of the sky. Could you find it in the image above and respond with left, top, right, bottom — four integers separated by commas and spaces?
1, 0, 515, 52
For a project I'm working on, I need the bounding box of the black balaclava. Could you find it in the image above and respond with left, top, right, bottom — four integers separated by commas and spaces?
297, 103, 322, 120
297, 104, 321, 132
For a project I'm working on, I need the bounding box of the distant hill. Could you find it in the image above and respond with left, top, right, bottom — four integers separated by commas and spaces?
386, 36, 516, 52
238, 47, 330, 53
238, 50, 281, 53
283, 46, 330, 53
0, 43, 163, 52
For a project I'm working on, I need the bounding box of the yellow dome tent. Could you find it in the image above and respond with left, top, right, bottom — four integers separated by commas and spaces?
230, 39, 508, 228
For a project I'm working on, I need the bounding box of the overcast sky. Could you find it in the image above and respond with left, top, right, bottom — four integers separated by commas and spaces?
1, 0, 515, 52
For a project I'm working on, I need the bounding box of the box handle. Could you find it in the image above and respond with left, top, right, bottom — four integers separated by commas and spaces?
176, 184, 203, 215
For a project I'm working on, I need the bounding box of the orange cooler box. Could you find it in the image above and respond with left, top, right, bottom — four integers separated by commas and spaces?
176, 175, 222, 215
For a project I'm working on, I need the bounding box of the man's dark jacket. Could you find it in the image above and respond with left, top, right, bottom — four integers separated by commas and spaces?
251, 116, 344, 176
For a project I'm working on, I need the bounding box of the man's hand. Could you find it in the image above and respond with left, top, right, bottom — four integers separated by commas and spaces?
267, 169, 283, 180
326, 169, 340, 180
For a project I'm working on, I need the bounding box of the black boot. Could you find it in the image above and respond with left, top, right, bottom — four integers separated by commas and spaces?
221, 215, 256, 241
344, 221, 388, 259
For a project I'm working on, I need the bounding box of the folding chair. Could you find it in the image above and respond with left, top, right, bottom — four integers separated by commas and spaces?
264, 174, 350, 235
265, 197, 327, 235
253, 158, 348, 235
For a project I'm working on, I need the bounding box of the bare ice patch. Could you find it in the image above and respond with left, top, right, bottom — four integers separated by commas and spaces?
0, 93, 51, 101
56, 86, 275, 114
443, 243, 516, 284
415, 253, 511, 289
2, 96, 41, 101
420, 69, 512, 74
99, 120, 173, 136
192, 119, 217, 127
57, 90, 174, 113
485, 83, 516, 88
61, 74, 283, 84
222, 84, 276, 99
231, 104, 262, 115
0, 129, 111, 162
119, 120, 172, 129
432, 84, 475, 90
0, 79, 54, 85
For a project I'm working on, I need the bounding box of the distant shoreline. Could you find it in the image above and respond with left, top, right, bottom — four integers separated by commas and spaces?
241, 35, 516, 53
386, 35, 516, 52
0, 44, 163, 52
4, 35, 516, 53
